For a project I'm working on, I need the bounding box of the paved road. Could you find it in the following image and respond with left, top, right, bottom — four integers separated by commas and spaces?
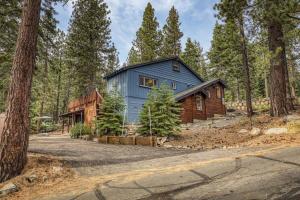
29, 134, 189, 175
30, 135, 300, 200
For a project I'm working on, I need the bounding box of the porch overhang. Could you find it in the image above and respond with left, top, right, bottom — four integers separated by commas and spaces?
59, 109, 84, 118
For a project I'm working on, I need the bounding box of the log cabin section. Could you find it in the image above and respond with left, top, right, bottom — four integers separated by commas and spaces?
175, 79, 226, 123
60, 90, 103, 132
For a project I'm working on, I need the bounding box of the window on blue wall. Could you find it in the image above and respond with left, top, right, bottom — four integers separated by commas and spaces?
171, 82, 176, 90
139, 76, 157, 88
172, 61, 180, 72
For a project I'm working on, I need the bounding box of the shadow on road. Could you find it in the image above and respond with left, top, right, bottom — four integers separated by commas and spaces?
254, 155, 300, 168
98, 157, 242, 200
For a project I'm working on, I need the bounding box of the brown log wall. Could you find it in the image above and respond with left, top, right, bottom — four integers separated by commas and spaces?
68, 90, 102, 125
205, 84, 226, 118
180, 92, 207, 123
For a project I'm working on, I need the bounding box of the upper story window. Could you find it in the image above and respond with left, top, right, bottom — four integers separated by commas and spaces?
139, 76, 157, 88
207, 91, 211, 98
171, 81, 176, 90
172, 61, 180, 72
196, 95, 203, 111
216, 86, 222, 98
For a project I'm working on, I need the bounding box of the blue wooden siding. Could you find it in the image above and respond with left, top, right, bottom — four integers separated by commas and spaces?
107, 70, 128, 97
107, 60, 203, 123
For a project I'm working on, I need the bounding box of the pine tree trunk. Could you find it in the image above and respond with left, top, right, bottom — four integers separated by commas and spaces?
267, 19, 288, 116
264, 70, 269, 98
37, 47, 48, 133
290, 65, 296, 100
55, 67, 62, 123
62, 66, 72, 113
236, 78, 241, 102
238, 17, 253, 117
283, 57, 294, 111
0, 0, 41, 183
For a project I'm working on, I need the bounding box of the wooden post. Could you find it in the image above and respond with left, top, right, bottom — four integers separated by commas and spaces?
67, 116, 70, 133
150, 136, 153, 147
62, 118, 64, 134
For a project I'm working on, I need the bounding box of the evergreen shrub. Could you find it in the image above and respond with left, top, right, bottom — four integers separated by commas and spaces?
95, 89, 125, 136
138, 83, 181, 137
70, 123, 92, 138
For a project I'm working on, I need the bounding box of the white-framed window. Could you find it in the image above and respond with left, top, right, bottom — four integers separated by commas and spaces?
139, 76, 157, 88
172, 61, 180, 72
171, 81, 176, 90
216, 86, 222, 98
207, 91, 211, 98
196, 95, 203, 111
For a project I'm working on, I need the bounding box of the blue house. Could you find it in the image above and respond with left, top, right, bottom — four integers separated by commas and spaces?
105, 57, 226, 123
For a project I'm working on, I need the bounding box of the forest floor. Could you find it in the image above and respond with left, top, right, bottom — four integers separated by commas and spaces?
0, 154, 75, 200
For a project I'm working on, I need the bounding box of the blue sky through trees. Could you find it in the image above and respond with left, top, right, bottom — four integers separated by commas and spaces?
54, 0, 219, 64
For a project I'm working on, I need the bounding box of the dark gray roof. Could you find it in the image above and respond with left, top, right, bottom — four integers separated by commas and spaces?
104, 56, 205, 82
175, 79, 227, 101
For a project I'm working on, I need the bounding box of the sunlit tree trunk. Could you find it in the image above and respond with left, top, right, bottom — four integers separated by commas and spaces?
238, 16, 253, 116
268, 19, 288, 116
0, 0, 41, 182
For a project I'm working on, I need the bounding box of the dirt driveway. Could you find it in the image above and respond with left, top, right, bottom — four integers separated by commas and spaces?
28, 134, 189, 176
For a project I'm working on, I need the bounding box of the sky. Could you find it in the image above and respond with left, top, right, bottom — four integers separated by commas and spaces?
54, 0, 219, 64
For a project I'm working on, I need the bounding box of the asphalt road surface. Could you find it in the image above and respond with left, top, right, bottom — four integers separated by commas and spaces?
29, 135, 300, 200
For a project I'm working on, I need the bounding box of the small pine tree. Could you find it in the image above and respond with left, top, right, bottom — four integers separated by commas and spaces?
138, 83, 181, 137
96, 89, 125, 135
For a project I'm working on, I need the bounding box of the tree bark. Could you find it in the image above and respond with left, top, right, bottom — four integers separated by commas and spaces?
238, 17, 253, 117
281, 41, 295, 111
236, 78, 241, 102
264, 70, 269, 98
267, 19, 288, 116
290, 65, 296, 100
55, 60, 62, 123
0, 0, 41, 182
37, 47, 48, 133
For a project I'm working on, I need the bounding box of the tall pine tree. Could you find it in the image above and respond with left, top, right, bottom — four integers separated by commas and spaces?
127, 3, 161, 63
162, 6, 183, 57
67, 0, 112, 96
215, 0, 254, 116
181, 38, 207, 79
127, 46, 140, 65
0, 1, 21, 112
208, 22, 244, 101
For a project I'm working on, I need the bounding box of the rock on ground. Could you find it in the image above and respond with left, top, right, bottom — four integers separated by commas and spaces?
264, 128, 288, 135
238, 129, 248, 134
287, 120, 300, 134
250, 127, 261, 136
0, 182, 19, 197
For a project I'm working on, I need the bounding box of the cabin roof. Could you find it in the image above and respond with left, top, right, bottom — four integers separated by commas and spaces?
104, 56, 205, 82
175, 79, 227, 101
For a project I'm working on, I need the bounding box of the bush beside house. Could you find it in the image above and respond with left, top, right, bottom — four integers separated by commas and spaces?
95, 89, 125, 136
70, 123, 92, 138
138, 83, 181, 137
